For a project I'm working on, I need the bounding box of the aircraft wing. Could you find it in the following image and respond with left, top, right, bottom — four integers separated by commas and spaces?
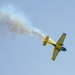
56, 33, 66, 46
52, 47, 60, 60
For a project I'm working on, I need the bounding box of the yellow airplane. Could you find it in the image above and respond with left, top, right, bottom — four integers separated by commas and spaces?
43, 33, 67, 61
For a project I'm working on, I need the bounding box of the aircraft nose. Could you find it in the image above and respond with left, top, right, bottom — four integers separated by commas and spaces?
64, 47, 67, 51
61, 47, 67, 51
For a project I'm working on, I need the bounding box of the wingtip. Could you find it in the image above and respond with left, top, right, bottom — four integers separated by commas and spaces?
52, 58, 55, 61
63, 33, 66, 35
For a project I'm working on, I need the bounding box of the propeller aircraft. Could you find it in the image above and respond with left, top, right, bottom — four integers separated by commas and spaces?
43, 33, 67, 60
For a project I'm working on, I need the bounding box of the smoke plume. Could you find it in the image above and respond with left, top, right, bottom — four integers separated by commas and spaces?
0, 5, 55, 43
0, 5, 46, 39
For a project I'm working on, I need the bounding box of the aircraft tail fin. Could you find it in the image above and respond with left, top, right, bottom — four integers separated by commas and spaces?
43, 36, 49, 46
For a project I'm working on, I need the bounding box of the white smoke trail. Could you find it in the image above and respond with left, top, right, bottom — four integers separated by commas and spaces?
0, 5, 55, 43
0, 5, 46, 39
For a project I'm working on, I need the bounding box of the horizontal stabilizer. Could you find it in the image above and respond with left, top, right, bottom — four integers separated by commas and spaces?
43, 36, 49, 46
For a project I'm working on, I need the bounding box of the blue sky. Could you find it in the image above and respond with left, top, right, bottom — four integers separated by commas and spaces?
0, 0, 75, 75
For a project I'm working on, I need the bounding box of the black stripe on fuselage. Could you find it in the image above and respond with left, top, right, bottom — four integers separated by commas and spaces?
52, 44, 56, 46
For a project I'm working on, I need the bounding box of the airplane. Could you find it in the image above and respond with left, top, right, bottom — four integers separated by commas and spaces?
43, 33, 67, 61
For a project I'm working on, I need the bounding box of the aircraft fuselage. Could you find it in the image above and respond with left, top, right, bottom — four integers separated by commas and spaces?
52, 43, 67, 52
